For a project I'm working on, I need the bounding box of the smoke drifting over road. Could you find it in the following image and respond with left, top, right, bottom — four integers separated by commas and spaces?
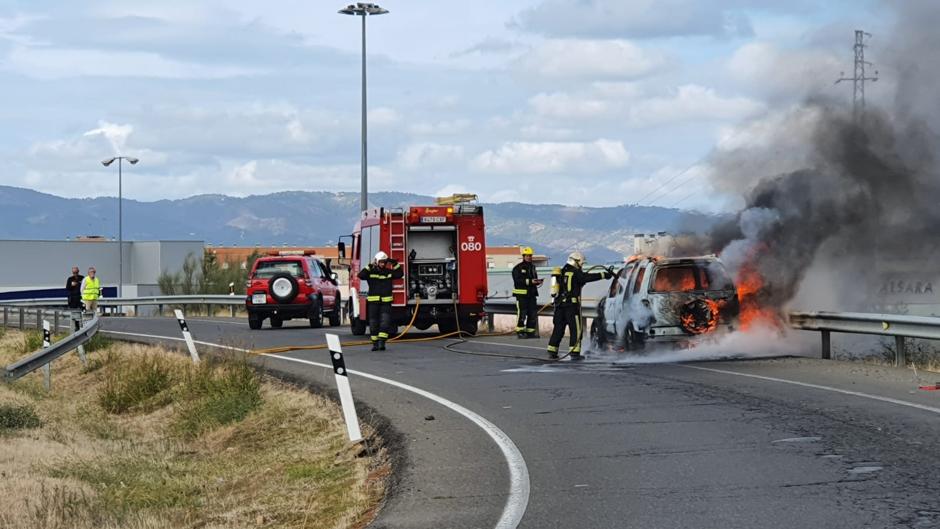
702, 4, 940, 318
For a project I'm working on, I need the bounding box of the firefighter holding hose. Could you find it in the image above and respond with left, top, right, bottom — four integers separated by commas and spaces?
358, 251, 404, 351
512, 246, 543, 338
547, 251, 613, 360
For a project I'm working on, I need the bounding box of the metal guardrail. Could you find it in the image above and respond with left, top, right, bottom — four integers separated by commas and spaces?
0, 295, 247, 317
482, 298, 599, 333
789, 311, 940, 366
4, 314, 99, 382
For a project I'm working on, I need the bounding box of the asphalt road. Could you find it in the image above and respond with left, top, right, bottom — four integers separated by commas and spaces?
101, 317, 940, 529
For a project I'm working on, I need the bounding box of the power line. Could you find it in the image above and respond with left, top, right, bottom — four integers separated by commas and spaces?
633, 161, 698, 206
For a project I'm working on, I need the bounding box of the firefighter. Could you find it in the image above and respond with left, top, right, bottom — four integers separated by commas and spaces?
512, 247, 543, 338
358, 251, 404, 351
547, 251, 613, 360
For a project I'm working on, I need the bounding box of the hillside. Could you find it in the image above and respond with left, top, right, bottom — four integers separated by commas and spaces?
0, 185, 723, 263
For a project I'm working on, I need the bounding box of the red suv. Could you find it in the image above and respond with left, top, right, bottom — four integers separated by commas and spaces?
246, 252, 341, 330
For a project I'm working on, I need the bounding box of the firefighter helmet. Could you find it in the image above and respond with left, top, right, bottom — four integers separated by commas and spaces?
521, 246, 534, 256
373, 251, 389, 263
567, 251, 585, 268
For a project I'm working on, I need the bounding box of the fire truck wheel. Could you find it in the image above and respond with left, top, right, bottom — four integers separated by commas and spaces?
350, 316, 368, 336
437, 319, 458, 334
270, 316, 283, 329
459, 319, 478, 336
308, 298, 324, 328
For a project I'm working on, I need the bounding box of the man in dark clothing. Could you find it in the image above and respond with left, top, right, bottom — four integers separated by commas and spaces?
65, 266, 84, 309
547, 251, 613, 360
358, 251, 404, 351
512, 246, 542, 338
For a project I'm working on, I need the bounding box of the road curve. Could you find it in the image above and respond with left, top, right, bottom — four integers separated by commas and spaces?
102, 317, 940, 529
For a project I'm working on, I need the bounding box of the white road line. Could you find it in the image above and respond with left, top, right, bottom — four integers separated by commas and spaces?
680, 364, 940, 416
101, 328, 531, 529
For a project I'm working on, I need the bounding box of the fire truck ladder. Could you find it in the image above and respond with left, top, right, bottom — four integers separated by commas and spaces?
386, 208, 408, 306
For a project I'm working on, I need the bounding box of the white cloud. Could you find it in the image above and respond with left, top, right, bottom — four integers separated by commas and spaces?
515, 39, 668, 80
727, 42, 843, 101
472, 139, 630, 174
528, 92, 611, 120
397, 142, 465, 170
408, 119, 471, 136
629, 84, 765, 127
83, 121, 134, 154
3, 45, 261, 79
514, 0, 755, 39
367, 107, 401, 126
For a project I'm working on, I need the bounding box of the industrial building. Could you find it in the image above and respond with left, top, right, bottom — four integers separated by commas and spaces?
0, 239, 204, 301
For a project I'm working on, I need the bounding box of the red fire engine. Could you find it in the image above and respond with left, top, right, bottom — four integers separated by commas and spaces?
338, 200, 488, 336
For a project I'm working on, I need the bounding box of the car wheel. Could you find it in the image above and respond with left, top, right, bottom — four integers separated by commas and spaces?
626, 324, 646, 351
308, 298, 324, 328
270, 315, 283, 329
350, 316, 367, 336
248, 314, 262, 330
591, 317, 607, 348
269, 273, 299, 304
328, 300, 341, 326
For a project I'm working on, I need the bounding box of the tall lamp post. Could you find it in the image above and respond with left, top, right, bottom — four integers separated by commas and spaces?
338, 2, 389, 212
101, 156, 139, 300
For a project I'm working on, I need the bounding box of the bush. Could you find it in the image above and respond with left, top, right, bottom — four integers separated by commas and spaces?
0, 402, 42, 431
98, 354, 176, 414
173, 360, 263, 439
83, 333, 112, 353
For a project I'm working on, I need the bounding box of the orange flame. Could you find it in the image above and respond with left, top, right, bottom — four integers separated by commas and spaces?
735, 259, 783, 331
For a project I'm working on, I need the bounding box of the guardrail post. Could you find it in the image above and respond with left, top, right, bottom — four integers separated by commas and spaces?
487, 312, 495, 333
133, 304, 139, 317
2, 306, 7, 327
18, 307, 24, 330
895, 336, 906, 367
42, 320, 52, 391
230, 304, 236, 318
36, 309, 42, 329
53, 310, 60, 333
72, 311, 87, 366
821, 330, 831, 360
158, 304, 163, 317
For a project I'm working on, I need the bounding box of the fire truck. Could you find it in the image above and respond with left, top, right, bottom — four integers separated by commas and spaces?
338, 196, 488, 335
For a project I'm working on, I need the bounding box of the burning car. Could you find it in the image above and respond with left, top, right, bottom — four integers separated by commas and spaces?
590, 255, 739, 349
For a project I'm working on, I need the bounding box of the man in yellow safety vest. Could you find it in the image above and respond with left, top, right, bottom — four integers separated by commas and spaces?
80, 267, 101, 313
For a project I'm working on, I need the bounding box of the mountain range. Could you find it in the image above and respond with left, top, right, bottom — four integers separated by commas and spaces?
0, 185, 724, 263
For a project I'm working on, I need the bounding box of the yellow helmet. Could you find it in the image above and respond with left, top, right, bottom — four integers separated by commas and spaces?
521, 246, 534, 256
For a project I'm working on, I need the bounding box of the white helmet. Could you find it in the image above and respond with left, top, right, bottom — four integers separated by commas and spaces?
373, 251, 389, 264
567, 251, 585, 268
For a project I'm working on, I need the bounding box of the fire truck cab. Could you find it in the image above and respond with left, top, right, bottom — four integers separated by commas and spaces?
339, 202, 488, 336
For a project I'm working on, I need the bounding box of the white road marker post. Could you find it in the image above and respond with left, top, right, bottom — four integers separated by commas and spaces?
326, 333, 363, 443
41, 320, 52, 390
174, 309, 200, 363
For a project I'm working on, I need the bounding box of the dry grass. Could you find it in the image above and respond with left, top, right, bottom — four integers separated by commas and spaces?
0, 331, 387, 529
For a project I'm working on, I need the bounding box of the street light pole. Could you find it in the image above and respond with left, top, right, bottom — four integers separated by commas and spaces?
339, 2, 389, 212
102, 156, 139, 301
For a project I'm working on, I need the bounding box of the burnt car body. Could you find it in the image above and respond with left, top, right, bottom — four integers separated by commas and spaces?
590, 256, 739, 349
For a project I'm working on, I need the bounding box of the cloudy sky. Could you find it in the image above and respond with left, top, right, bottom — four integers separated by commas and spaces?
0, 0, 893, 211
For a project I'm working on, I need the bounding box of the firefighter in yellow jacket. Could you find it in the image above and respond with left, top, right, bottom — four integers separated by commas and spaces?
358, 251, 404, 351
511, 247, 542, 338
547, 252, 612, 360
